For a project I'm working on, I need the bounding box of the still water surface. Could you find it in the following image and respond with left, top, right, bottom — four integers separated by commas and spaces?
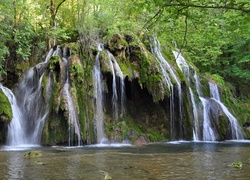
1, 141, 250, 180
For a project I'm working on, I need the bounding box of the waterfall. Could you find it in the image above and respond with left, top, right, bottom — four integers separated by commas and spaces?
174, 51, 190, 84
173, 50, 201, 141
93, 44, 107, 143
4, 50, 51, 145
194, 71, 203, 97
106, 51, 126, 121
174, 49, 243, 141
193, 73, 217, 141
112, 55, 126, 116
105, 51, 126, 142
209, 83, 244, 140
151, 37, 183, 139
60, 47, 82, 146
200, 97, 217, 141
107, 53, 119, 121
62, 83, 82, 146
4, 45, 83, 146
209, 83, 221, 101
189, 88, 200, 141
0, 85, 26, 145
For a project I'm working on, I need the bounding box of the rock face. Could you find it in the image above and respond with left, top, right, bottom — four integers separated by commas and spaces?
0, 33, 246, 145
0, 91, 12, 143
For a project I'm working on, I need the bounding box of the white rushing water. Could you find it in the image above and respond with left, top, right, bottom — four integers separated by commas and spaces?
106, 51, 126, 121
3, 48, 60, 146
209, 83, 244, 140
173, 50, 201, 141
189, 88, 200, 141
4, 46, 83, 146
93, 44, 106, 143
107, 52, 119, 121
151, 37, 183, 139
60, 47, 82, 146
62, 83, 82, 146
0, 85, 26, 145
200, 97, 217, 141
106, 51, 126, 142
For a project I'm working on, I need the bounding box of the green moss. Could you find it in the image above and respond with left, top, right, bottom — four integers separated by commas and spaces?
67, 43, 80, 55
146, 130, 164, 142
181, 85, 193, 140
24, 151, 42, 158
0, 91, 12, 122
217, 115, 229, 140
107, 33, 128, 53
49, 56, 61, 72
230, 161, 243, 169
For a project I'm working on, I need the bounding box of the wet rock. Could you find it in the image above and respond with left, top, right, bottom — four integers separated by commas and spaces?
243, 121, 250, 128
100, 170, 112, 180
23, 151, 42, 158
34, 160, 47, 165
134, 136, 149, 145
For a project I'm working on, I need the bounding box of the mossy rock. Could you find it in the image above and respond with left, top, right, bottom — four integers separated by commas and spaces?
107, 33, 128, 55
24, 151, 42, 158
49, 56, 62, 72
0, 91, 12, 123
69, 55, 84, 85
67, 42, 80, 55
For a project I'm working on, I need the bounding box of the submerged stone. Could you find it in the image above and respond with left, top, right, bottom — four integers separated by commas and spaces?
24, 151, 42, 158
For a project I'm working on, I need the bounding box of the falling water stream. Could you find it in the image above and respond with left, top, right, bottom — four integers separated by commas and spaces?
0, 38, 244, 148
173, 50, 200, 141
93, 44, 106, 143
2, 46, 82, 146
173, 49, 244, 141
151, 37, 183, 139
209, 83, 244, 140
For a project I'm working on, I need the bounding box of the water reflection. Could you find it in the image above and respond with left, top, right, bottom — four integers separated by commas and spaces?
7, 152, 25, 179
0, 142, 250, 179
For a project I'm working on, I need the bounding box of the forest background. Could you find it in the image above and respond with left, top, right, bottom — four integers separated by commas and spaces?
0, 0, 249, 113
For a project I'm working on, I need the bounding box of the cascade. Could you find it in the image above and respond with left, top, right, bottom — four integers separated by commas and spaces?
200, 97, 217, 141
107, 52, 119, 121
194, 71, 203, 97
106, 51, 126, 142
93, 44, 107, 143
60, 47, 82, 146
0, 85, 26, 145
189, 88, 200, 141
173, 51, 190, 84
173, 50, 200, 141
106, 51, 126, 121
111, 54, 126, 116
209, 83, 244, 140
151, 37, 183, 139
194, 72, 217, 141
209, 83, 221, 101
4, 45, 83, 146
173, 49, 243, 141
5, 50, 52, 145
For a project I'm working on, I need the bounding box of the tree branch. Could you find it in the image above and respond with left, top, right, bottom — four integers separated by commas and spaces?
163, 3, 250, 13
142, 8, 164, 31
55, 0, 67, 16
178, 15, 188, 55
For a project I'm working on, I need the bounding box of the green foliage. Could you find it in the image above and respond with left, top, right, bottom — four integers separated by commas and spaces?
0, 91, 12, 122
15, 24, 36, 61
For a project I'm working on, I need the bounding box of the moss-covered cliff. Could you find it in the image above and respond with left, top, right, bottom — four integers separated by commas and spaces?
1, 32, 248, 145
0, 90, 12, 143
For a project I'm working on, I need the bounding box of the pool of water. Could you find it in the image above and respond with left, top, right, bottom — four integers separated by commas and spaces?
1, 141, 250, 179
